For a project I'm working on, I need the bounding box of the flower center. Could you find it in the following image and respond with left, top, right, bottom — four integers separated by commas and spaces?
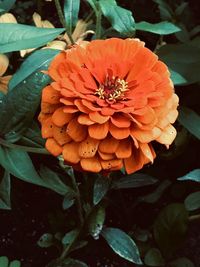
95, 74, 128, 101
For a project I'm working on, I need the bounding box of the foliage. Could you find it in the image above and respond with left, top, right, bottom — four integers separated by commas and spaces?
0, 0, 199, 266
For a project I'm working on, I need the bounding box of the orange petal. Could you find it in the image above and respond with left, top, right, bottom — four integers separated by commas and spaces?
67, 118, 87, 142
52, 107, 73, 127
82, 99, 101, 111
131, 126, 161, 143
62, 105, 79, 113
109, 123, 130, 139
124, 148, 144, 174
38, 112, 51, 123
41, 117, 54, 138
74, 99, 91, 113
79, 137, 99, 158
45, 138, 62, 156
166, 110, 178, 124
156, 124, 176, 145
41, 102, 61, 114
111, 114, 131, 128
89, 112, 110, 124
100, 158, 122, 170
88, 121, 109, 140
115, 139, 132, 159
62, 142, 80, 164
99, 136, 119, 154
140, 143, 154, 163
98, 151, 115, 160
42, 85, 60, 104
80, 157, 102, 172
78, 114, 95, 125
53, 125, 72, 145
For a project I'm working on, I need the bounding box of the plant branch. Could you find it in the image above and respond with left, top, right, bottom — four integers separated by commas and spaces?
189, 214, 200, 222
54, 0, 75, 45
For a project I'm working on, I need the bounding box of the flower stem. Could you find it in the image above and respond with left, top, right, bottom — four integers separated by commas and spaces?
95, 4, 102, 39
189, 214, 200, 222
54, 0, 75, 45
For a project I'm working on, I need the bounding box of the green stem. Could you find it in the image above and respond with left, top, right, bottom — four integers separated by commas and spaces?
54, 0, 75, 45
70, 170, 84, 226
95, 5, 102, 39
0, 138, 49, 154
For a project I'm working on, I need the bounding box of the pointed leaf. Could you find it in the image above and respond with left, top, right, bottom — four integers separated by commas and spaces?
169, 257, 194, 267
178, 169, 200, 182
144, 248, 165, 266
112, 173, 158, 189
99, 0, 135, 36
88, 205, 105, 239
0, 0, 16, 12
37, 233, 54, 248
0, 171, 11, 210
9, 49, 60, 91
136, 21, 180, 35
64, 0, 80, 34
0, 23, 64, 53
178, 107, 200, 140
93, 175, 110, 205
184, 191, 200, 211
62, 229, 79, 245
101, 227, 142, 264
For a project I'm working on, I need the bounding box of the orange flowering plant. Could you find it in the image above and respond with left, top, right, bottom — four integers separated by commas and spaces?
0, 0, 200, 266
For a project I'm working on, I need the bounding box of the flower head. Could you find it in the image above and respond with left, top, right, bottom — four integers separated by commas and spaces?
39, 38, 179, 174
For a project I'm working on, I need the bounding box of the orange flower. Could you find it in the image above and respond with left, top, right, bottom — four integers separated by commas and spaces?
0, 54, 12, 94
39, 38, 179, 174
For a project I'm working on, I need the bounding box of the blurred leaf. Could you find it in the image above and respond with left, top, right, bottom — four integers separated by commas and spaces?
101, 227, 142, 264
0, 0, 16, 12
0, 171, 11, 210
169, 69, 187, 85
184, 191, 200, 211
37, 233, 54, 248
154, 203, 188, 257
138, 180, 171, 204
136, 21, 180, 35
9, 49, 60, 91
112, 173, 158, 189
62, 258, 88, 267
39, 165, 75, 196
178, 107, 200, 140
88, 205, 105, 239
0, 24, 64, 53
62, 229, 79, 245
99, 0, 135, 36
144, 248, 165, 266
64, 0, 80, 34
157, 40, 200, 85
93, 175, 110, 205
0, 71, 50, 142
86, 0, 98, 14
175, 2, 188, 16
9, 260, 21, 267
153, 0, 173, 20
62, 192, 75, 210
0, 256, 9, 267
169, 257, 194, 267
178, 169, 200, 182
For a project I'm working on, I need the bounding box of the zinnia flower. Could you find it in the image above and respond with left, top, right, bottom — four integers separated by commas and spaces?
38, 38, 179, 174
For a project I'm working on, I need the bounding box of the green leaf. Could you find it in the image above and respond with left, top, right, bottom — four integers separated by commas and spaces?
64, 0, 80, 34
178, 169, 200, 182
0, 0, 16, 12
153, 203, 188, 257
99, 0, 135, 36
37, 233, 54, 248
144, 248, 165, 266
136, 21, 180, 35
0, 147, 73, 195
157, 40, 200, 85
9, 260, 21, 267
112, 173, 158, 189
9, 49, 60, 90
88, 205, 105, 240
178, 107, 200, 140
153, 0, 173, 20
93, 175, 110, 205
175, 2, 188, 16
39, 165, 75, 196
62, 258, 88, 267
62, 192, 75, 210
101, 227, 142, 264
184, 191, 200, 211
62, 229, 79, 245
0, 171, 11, 210
169, 69, 187, 85
0, 23, 64, 53
86, 0, 98, 14
0, 256, 9, 267
0, 71, 50, 142
169, 257, 194, 267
